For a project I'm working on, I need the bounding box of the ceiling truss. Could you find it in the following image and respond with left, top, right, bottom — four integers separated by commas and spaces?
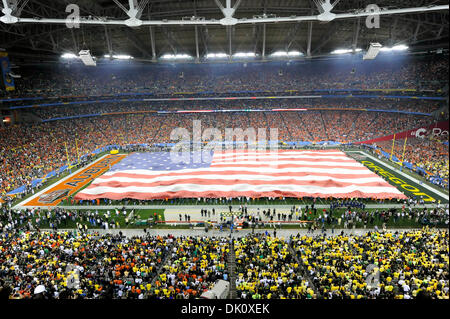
0, 0, 448, 62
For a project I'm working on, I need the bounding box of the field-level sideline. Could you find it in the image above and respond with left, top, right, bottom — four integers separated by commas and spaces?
16, 154, 127, 208
349, 151, 449, 203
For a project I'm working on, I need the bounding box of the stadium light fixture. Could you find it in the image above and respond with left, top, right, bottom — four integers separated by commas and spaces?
331, 48, 362, 55
380, 45, 409, 52
363, 43, 383, 60
392, 45, 408, 51
233, 52, 257, 58
288, 51, 302, 56
61, 53, 78, 59
104, 54, 134, 60
78, 50, 97, 66
206, 53, 228, 58
160, 54, 193, 60
271, 51, 303, 57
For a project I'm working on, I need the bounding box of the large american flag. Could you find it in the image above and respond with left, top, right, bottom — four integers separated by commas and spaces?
75, 150, 407, 200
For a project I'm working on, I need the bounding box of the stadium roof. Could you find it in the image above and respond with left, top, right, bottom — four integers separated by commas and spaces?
0, 0, 449, 63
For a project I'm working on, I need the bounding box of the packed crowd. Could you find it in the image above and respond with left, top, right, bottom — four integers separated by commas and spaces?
0, 230, 173, 299
1, 56, 447, 99
291, 228, 449, 299
0, 212, 229, 300
0, 227, 447, 299
16, 98, 443, 121
154, 236, 229, 299
234, 235, 312, 299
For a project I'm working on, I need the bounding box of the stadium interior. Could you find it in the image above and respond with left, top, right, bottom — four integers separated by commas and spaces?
0, 0, 449, 301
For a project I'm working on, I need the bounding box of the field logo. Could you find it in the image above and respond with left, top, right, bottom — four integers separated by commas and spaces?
38, 189, 71, 204
361, 160, 435, 202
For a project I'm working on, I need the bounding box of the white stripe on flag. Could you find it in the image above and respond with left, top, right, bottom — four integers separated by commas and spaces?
90, 175, 387, 185
76, 150, 406, 200
78, 184, 405, 196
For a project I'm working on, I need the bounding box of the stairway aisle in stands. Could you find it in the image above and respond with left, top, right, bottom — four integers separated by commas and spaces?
150, 240, 174, 288
363, 112, 380, 141
288, 241, 321, 298
320, 111, 329, 141
297, 112, 314, 140
228, 238, 237, 299
148, 115, 163, 145
280, 113, 294, 141
345, 111, 359, 140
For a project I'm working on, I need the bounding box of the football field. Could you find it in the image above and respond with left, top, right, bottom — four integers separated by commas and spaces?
347, 150, 448, 204
14, 149, 448, 210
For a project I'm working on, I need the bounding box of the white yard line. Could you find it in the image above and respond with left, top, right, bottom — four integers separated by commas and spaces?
14, 154, 110, 209
350, 151, 449, 201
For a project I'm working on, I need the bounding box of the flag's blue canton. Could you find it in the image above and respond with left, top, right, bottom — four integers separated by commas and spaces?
110, 152, 213, 172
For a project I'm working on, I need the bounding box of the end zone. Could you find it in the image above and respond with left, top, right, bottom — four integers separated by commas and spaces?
16, 154, 127, 208
348, 150, 449, 203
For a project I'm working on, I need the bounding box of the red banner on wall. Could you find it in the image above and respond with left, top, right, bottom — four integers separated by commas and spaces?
357, 120, 449, 144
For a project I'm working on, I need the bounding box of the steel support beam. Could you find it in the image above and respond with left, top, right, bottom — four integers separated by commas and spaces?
312, 23, 339, 55
262, 23, 266, 58
200, 26, 210, 56
160, 27, 188, 55
149, 26, 156, 60
413, 20, 422, 41
306, 21, 313, 57
352, 17, 360, 52
228, 25, 232, 59
195, 25, 200, 60
124, 28, 151, 58
2, 5, 448, 26
71, 28, 78, 53
282, 23, 306, 54
104, 25, 113, 55
194, 0, 200, 60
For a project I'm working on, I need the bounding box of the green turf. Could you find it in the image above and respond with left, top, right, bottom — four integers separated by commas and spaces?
34, 208, 165, 229
220, 206, 447, 229
32, 205, 446, 230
